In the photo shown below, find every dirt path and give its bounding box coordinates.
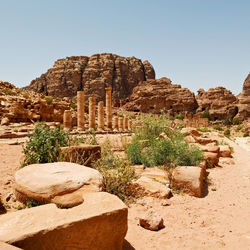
[125,139,250,250]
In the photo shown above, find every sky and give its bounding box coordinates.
[0,0,249,95]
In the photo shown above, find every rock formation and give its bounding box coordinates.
[123,77,198,115]
[238,73,250,120]
[196,87,238,120]
[28,54,155,102]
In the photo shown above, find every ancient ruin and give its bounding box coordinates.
[77,91,85,130]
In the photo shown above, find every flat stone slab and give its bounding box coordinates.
[15,162,103,207]
[0,192,128,250]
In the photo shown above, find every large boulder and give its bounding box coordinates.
[27,54,155,102]
[238,73,250,120]
[171,166,204,197]
[0,192,128,250]
[123,77,198,114]
[14,162,104,207]
[196,87,238,120]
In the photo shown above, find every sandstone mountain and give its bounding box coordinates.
[123,77,198,115]
[28,54,155,103]
[238,73,250,120]
[196,87,238,120]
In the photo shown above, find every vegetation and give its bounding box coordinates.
[235,125,243,132]
[197,127,211,133]
[243,132,249,137]
[175,114,184,120]
[201,111,211,120]
[126,115,203,167]
[70,103,77,109]
[224,129,231,138]
[232,117,241,125]
[94,140,136,201]
[0,88,15,96]
[213,125,223,131]
[22,123,69,167]
[44,96,53,105]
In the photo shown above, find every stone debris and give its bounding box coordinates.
[139,208,164,231]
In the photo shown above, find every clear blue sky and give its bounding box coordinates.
[0,0,249,95]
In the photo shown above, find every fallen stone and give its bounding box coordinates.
[219,145,231,158]
[15,162,104,207]
[139,208,164,231]
[185,135,196,143]
[1,117,10,126]
[134,176,171,199]
[181,127,201,137]
[60,144,101,167]
[0,192,128,250]
[171,166,204,197]
[203,152,219,166]
[219,157,235,166]
[141,167,169,184]
[199,145,220,153]
[0,242,21,250]
[194,136,216,145]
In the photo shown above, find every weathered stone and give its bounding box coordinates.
[63,110,72,130]
[219,157,235,166]
[77,91,85,130]
[105,87,112,130]
[60,144,101,167]
[97,101,104,130]
[181,128,201,137]
[219,145,231,158]
[203,152,219,166]
[238,73,250,120]
[15,162,104,207]
[123,77,198,115]
[1,117,10,126]
[88,97,96,130]
[134,176,171,199]
[199,145,220,153]
[139,208,164,231]
[171,166,204,197]
[0,242,21,249]
[0,192,128,250]
[141,167,169,184]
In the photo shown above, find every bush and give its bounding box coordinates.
[70,103,77,109]
[213,125,223,131]
[243,132,249,137]
[22,124,69,167]
[224,117,232,126]
[175,114,184,120]
[224,129,231,138]
[232,117,241,125]
[94,141,136,201]
[235,125,243,132]
[197,127,211,133]
[201,111,211,120]
[44,96,53,105]
[126,138,142,164]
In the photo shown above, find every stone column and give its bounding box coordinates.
[63,110,72,130]
[118,117,124,132]
[124,117,128,131]
[113,116,119,131]
[98,101,104,131]
[89,97,96,130]
[105,88,112,130]
[128,120,133,131]
[77,91,85,130]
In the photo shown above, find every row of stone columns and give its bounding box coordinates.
[63,88,133,132]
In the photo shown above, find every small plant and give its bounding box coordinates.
[235,125,243,132]
[26,199,41,208]
[70,135,85,145]
[0,88,15,95]
[232,117,241,125]
[86,129,98,145]
[22,123,69,167]
[224,129,231,138]
[243,132,249,137]
[175,114,184,120]
[70,103,77,109]
[197,127,211,133]
[126,138,142,164]
[224,116,232,126]
[213,125,223,131]
[201,111,211,120]
[44,96,53,105]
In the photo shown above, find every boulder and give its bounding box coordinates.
[139,208,164,231]
[15,162,104,207]
[181,128,201,137]
[171,166,204,197]
[141,167,169,184]
[238,73,250,120]
[0,242,21,249]
[199,145,220,153]
[219,145,231,157]
[0,192,128,250]
[60,144,101,167]
[134,176,171,199]
[1,117,9,126]
[203,152,219,166]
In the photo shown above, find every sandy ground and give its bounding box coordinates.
[0,137,250,249]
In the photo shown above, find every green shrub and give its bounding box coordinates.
[70,135,85,146]
[235,125,243,132]
[44,96,53,105]
[70,103,77,109]
[175,114,184,120]
[224,129,231,138]
[201,111,211,120]
[94,141,136,201]
[197,127,211,133]
[232,117,241,125]
[0,88,15,95]
[213,125,223,131]
[22,124,69,167]
[243,132,249,137]
[224,117,232,126]
[126,138,141,164]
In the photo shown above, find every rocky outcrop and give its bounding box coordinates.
[238,73,250,120]
[196,87,238,120]
[123,77,198,114]
[28,54,155,102]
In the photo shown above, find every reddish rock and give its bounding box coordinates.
[123,77,198,114]
[219,145,231,158]
[203,152,219,166]
[238,73,250,120]
[27,54,155,102]
[196,87,238,120]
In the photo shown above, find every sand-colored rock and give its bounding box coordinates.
[219,145,231,158]
[199,145,220,153]
[238,73,250,120]
[171,166,204,197]
[60,144,101,167]
[203,152,219,166]
[139,208,164,231]
[14,162,103,207]
[0,192,128,250]
[181,127,201,137]
[134,176,171,199]
[0,242,21,249]
[123,77,198,114]
[141,167,169,184]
